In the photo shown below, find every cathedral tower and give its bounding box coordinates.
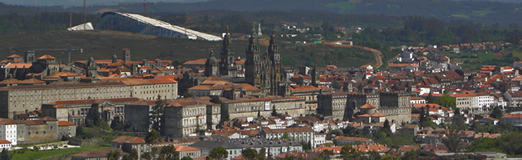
[267,33,283,95]
[245,32,261,86]
[219,27,237,76]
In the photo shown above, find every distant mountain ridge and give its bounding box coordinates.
[0,0,209,7]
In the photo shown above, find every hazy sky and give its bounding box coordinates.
[0,0,208,7]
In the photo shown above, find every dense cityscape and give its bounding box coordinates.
[1,0,522,160]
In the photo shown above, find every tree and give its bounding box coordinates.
[220,103,229,125]
[152,95,165,131]
[442,126,465,153]
[130,149,139,160]
[426,92,435,103]
[242,148,258,160]
[257,148,266,160]
[145,129,161,144]
[87,106,103,127]
[341,145,360,160]
[383,119,391,133]
[33,146,40,152]
[159,145,178,160]
[181,157,193,160]
[1,148,10,160]
[439,93,456,109]
[490,106,503,119]
[122,154,132,160]
[281,133,290,140]
[209,147,228,160]
[272,105,278,116]
[320,149,333,160]
[76,124,83,138]
[107,150,121,160]
[452,108,466,129]
[257,109,261,118]
[141,152,152,160]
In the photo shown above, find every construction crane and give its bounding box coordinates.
[113,0,157,16]
[32,45,83,64]
[39,9,79,28]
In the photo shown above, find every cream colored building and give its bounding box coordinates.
[222,96,306,120]
[0,78,178,118]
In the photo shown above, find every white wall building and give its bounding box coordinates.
[0,119,17,146]
[0,140,11,150]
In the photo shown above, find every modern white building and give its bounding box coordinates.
[0,118,17,146]
[0,140,11,150]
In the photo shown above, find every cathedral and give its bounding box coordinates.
[204,28,287,96]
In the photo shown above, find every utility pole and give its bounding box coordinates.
[84,0,86,30]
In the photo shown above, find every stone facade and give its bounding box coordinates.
[318,92,411,123]
[244,33,286,96]
[317,92,348,120]
[0,78,177,118]
[190,137,303,160]
[162,98,217,138]
[41,98,140,125]
[260,127,315,149]
[223,96,306,120]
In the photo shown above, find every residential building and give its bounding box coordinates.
[190,137,303,160]
[175,145,201,160]
[333,136,373,145]
[260,127,315,148]
[0,118,17,145]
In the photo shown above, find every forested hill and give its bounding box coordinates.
[2,0,522,26]
[93,0,522,26]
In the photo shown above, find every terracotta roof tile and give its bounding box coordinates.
[38,54,56,60]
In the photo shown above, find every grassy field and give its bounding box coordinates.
[0,30,376,68]
[10,145,110,160]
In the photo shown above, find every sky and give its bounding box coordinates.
[0,0,209,7]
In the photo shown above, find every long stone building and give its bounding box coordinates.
[41,98,141,125]
[222,95,306,120]
[318,91,411,123]
[0,77,178,118]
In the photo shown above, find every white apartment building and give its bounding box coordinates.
[477,94,494,109]
[0,118,17,146]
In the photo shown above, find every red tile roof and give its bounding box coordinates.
[175,145,201,152]
[0,140,11,144]
[38,54,56,60]
[111,136,146,144]
[58,121,76,126]
[360,104,376,109]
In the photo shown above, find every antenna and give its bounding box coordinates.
[84,0,86,30]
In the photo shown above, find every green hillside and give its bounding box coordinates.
[0,30,375,68]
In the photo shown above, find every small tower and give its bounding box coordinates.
[122,48,131,62]
[24,51,36,63]
[112,54,118,63]
[205,49,219,76]
[257,23,262,36]
[86,56,97,77]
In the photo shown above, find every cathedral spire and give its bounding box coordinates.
[247,31,258,53]
[268,31,278,53]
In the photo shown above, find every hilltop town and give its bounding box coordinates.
[0,24,520,159]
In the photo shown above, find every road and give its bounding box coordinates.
[322,41,384,68]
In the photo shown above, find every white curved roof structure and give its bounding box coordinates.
[97,12,222,41]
